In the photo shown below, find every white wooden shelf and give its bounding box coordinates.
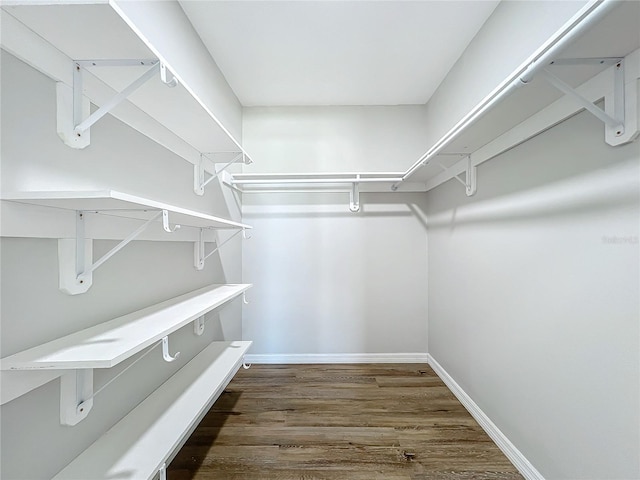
[1,190,251,230]
[1,191,252,295]
[2,4,253,169]
[52,340,252,480]
[0,284,251,371]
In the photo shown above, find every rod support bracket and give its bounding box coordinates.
[162,210,181,233]
[160,63,178,88]
[465,157,477,197]
[161,336,180,362]
[349,177,361,212]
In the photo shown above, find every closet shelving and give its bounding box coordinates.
[0,1,254,181]
[0,4,257,477]
[1,190,252,294]
[0,284,251,371]
[0,284,252,426]
[52,340,252,480]
[0,190,251,230]
[229,0,639,208]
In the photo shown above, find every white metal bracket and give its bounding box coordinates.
[161,336,180,362]
[162,209,181,233]
[464,157,477,196]
[60,369,93,426]
[541,58,626,145]
[57,59,158,149]
[160,63,178,88]
[437,157,476,196]
[194,152,252,196]
[158,463,168,480]
[349,176,361,212]
[58,210,163,295]
[194,316,205,336]
[194,228,244,270]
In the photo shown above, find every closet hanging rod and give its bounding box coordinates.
[231,177,403,185]
[396,0,618,187]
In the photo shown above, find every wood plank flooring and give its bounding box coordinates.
[168,364,524,480]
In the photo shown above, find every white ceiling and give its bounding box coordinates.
[180,0,500,107]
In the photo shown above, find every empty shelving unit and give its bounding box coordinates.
[1,1,638,479]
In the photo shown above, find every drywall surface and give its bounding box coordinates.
[242,194,428,358]
[242,105,428,357]
[0,52,243,479]
[425,110,639,479]
[243,105,430,172]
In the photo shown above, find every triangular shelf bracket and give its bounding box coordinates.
[194,227,245,271]
[540,57,632,146]
[59,210,165,294]
[194,152,252,196]
[437,157,476,196]
[57,59,162,149]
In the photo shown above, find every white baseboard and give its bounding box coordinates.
[244,352,429,364]
[426,354,545,480]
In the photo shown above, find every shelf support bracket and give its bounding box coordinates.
[158,463,168,480]
[194,316,205,336]
[194,228,243,271]
[437,157,476,196]
[57,59,158,149]
[58,210,163,295]
[194,152,252,196]
[349,176,361,213]
[539,59,625,143]
[465,157,477,196]
[60,368,94,426]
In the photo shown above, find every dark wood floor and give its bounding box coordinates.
[168,364,524,480]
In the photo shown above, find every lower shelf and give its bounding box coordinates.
[53,340,252,480]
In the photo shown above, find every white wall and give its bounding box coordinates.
[243,105,430,173]
[242,107,429,358]
[425,110,639,479]
[0,51,243,479]
[242,193,428,357]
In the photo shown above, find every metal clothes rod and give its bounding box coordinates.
[398,0,618,186]
[228,0,616,194]
[240,189,350,194]
[232,177,403,185]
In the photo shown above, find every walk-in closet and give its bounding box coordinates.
[1,1,638,479]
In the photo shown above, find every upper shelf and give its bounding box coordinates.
[1,190,251,230]
[0,2,251,165]
[0,283,252,371]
